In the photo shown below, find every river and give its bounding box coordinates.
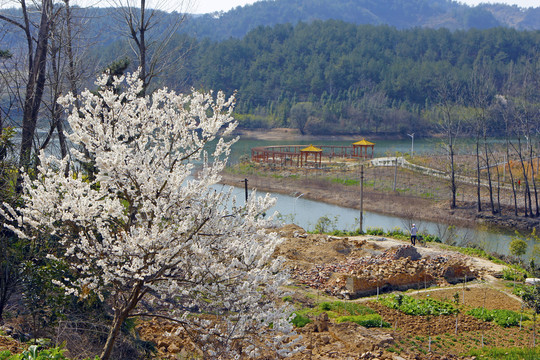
[223,138,535,259]
[221,183,526,258]
[35,132,537,258]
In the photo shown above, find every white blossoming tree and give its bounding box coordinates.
[4,72,297,359]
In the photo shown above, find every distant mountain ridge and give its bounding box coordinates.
[1,0,538,48]
[183,0,540,40]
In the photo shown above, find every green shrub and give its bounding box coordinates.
[313,215,339,234]
[336,314,390,328]
[465,345,540,359]
[330,229,362,236]
[421,234,441,243]
[0,345,98,360]
[467,308,529,327]
[492,309,527,327]
[366,227,384,235]
[330,178,359,186]
[318,301,375,317]
[387,227,405,238]
[467,307,494,322]
[379,294,457,316]
[290,312,311,327]
[502,267,527,281]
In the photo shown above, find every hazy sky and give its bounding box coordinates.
[1,0,538,13]
[157,0,540,14]
[165,0,539,14]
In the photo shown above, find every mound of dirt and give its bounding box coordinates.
[274,224,371,270]
[290,241,478,298]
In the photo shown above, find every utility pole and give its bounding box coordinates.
[359,165,364,234]
[240,178,248,203]
[393,158,398,192]
[408,133,414,158]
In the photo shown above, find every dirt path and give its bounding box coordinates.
[352,235,506,274]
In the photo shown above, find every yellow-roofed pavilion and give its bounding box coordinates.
[300,144,323,168]
[352,139,375,159]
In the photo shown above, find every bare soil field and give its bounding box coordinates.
[135,226,536,359]
[277,227,536,359]
[1,225,534,359]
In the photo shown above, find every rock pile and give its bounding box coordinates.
[291,245,477,298]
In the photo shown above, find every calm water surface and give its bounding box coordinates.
[223,138,532,258]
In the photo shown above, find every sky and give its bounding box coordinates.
[157,0,540,14]
[167,0,538,14]
[1,0,538,13]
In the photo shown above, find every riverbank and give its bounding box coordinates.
[220,171,472,227]
[223,128,540,232]
[219,169,540,233]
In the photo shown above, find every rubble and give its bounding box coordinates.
[291,245,478,298]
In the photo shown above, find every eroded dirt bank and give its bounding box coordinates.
[220,171,540,232]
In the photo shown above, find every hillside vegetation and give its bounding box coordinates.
[87,21,539,136]
[179,22,538,134]
[2,1,538,136]
[184,0,540,40]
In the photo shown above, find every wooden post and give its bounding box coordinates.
[393,158,398,192]
[241,178,248,204]
[359,164,364,234]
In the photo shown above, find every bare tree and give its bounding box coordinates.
[0,49,16,133]
[0,0,55,171]
[434,75,463,209]
[496,72,519,216]
[108,0,192,94]
[469,58,496,214]
[40,0,88,163]
[513,95,537,217]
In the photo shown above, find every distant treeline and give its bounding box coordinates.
[140,21,539,135]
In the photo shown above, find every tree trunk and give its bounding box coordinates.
[100,281,144,360]
[496,160,501,214]
[507,143,518,216]
[475,139,482,212]
[19,0,53,170]
[516,138,531,217]
[100,308,128,360]
[64,0,79,102]
[528,145,539,217]
[139,0,147,94]
[483,135,495,214]
[450,143,456,209]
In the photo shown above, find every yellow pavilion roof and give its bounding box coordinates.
[353,138,375,146]
[300,144,323,152]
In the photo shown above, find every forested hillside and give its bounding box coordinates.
[183,0,540,40]
[2,0,539,47]
[2,1,539,137]
[153,21,539,135]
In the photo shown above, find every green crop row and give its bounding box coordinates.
[290,301,384,328]
[466,308,529,327]
[379,294,458,316]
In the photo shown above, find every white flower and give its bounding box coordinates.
[7,70,299,359]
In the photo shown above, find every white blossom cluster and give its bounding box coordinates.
[5,72,301,358]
